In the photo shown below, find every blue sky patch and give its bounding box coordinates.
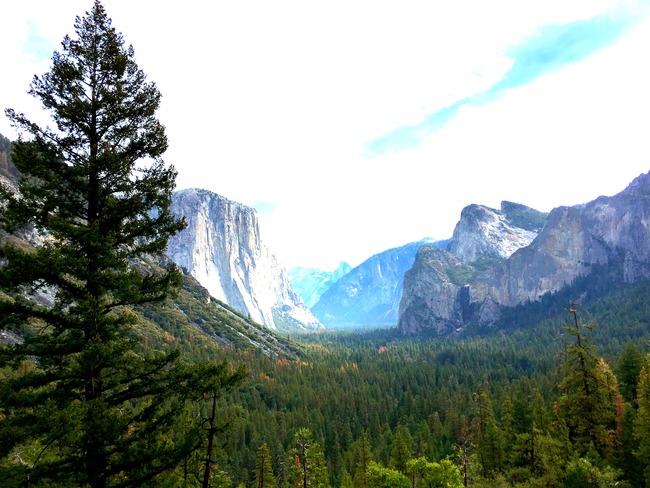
[364,9,641,156]
[23,20,57,63]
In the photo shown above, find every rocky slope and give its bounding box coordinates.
[166,188,322,332]
[311,239,449,329]
[399,173,650,335]
[399,201,548,334]
[448,202,544,262]
[288,262,352,308]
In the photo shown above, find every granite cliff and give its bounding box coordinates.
[399,173,650,335]
[166,188,322,331]
[399,201,548,334]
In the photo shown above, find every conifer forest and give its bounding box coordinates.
[1,2,650,487]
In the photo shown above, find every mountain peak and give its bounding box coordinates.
[448,203,544,263]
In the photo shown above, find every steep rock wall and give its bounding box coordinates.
[167,189,321,331]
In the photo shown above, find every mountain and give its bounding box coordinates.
[288,262,352,308]
[166,188,322,332]
[139,264,302,358]
[448,201,545,262]
[0,139,301,356]
[311,239,449,329]
[398,173,650,335]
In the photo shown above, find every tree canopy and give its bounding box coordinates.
[0,2,243,486]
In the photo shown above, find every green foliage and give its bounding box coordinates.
[366,461,410,488]
[500,201,548,232]
[615,340,644,405]
[445,262,477,286]
[634,355,650,485]
[557,310,618,458]
[390,424,412,474]
[0,2,244,486]
[563,457,626,488]
[407,457,463,488]
[254,443,276,488]
[286,428,330,488]
[351,429,373,488]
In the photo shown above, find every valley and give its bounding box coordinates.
[2,2,650,483]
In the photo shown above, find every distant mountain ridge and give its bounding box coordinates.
[398,172,650,335]
[288,262,352,308]
[311,238,449,329]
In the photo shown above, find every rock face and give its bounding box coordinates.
[475,172,650,310]
[311,239,449,329]
[398,247,469,335]
[288,262,352,308]
[449,202,542,262]
[166,189,322,331]
[399,201,548,335]
[399,173,650,335]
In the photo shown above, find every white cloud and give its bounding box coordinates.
[2,0,649,270]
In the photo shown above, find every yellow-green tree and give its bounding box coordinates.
[287,428,330,488]
[634,354,650,484]
[557,307,618,459]
[254,443,276,488]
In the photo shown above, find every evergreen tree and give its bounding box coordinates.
[340,470,354,488]
[472,390,504,478]
[254,443,276,488]
[531,390,550,434]
[390,425,412,474]
[351,429,373,488]
[287,428,330,488]
[557,306,617,458]
[500,397,516,471]
[0,2,243,486]
[614,404,643,486]
[615,340,644,406]
[634,354,650,485]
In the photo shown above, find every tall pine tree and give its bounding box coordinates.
[287,428,330,488]
[0,2,242,486]
[254,443,276,488]
[557,305,618,459]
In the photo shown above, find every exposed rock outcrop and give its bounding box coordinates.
[399,201,548,334]
[398,172,650,335]
[166,188,322,331]
[449,203,541,262]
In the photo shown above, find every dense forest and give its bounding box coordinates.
[2,2,650,487]
[109,264,650,487]
[4,271,650,486]
[172,280,650,488]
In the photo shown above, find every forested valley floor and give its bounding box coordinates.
[181,278,650,487]
[1,2,649,485]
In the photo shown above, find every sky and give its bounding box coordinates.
[2,1,650,271]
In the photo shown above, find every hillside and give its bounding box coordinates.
[0,133,300,359]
